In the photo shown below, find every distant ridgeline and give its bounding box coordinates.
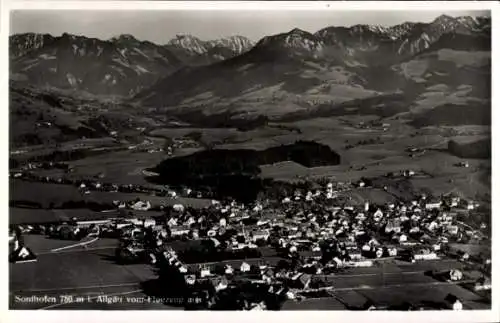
[150,140,340,202]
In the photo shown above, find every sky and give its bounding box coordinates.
[10,10,490,43]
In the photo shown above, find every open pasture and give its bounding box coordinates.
[67,150,167,185]
[10,180,212,209]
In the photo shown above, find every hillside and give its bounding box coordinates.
[9,33,254,96]
[447,138,491,159]
[9,82,153,148]
[135,15,491,125]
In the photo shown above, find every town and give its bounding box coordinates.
[9,161,491,310]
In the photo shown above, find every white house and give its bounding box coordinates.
[467,202,476,210]
[347,260,373,268]
[170,226,190,237]
[474,278,492,291]
[257,219,269,226]
[225,265,234,275]
[388,248,398,257]
[252,230,270,242]
[253,204,263,212]
[373,209,384,219]
[312,244,321,252]
[215,279,228,292]
[200,267,211,278]
[143,218,156,228]
[350,251,363,260]
[173,204,185,212]
[452,300,463,311]
[447,225,459,235]
[414,252,438,260]
[449,270,463,281]
[131,201,151,211]
[356,213,367,221]
[185,275,196,285]
[425,201,442,210]
[427,221,439,232]
[185,217,196,226]
[240,262,251,272]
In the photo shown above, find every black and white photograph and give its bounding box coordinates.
[4,2,497,317]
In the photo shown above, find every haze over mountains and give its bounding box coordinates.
[10,14,491,139]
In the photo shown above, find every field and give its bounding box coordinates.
[10,239,157,310]
[67,150,167,185]
[11,110,490,201]
[10,180,212,210]
[255,117,490,202]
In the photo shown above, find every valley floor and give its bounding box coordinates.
[9,117,491,311]
[9,235,490,310]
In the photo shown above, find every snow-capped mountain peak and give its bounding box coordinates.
[167,34,207,54]
[9,33,56,58]
[255,28,324,55]
[207,35,254,55]
[432,14,454,25]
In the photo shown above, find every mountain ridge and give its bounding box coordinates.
[10,13,491,122]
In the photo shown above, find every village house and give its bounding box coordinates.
[170,225,190,237]
[425,199,442,210]
[251,229,270,243]
[131,200,151,211]
[413,248,438,261]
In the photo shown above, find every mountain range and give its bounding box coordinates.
[10,33,255,96]
[10,14,491,130]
